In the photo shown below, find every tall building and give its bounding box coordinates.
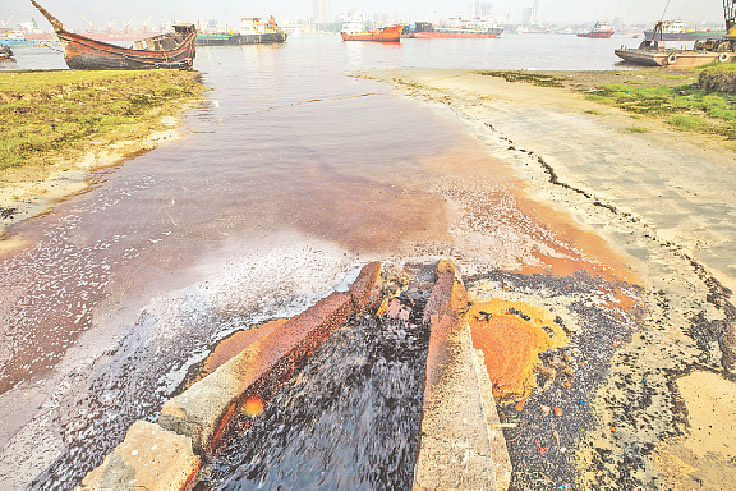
[313,0,331,24]
[471,1,494,18]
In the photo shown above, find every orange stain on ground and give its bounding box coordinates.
[467,299,568,403]
[243,396,265,417]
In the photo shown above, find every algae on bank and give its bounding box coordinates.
[0,69,206,171]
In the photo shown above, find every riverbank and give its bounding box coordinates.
[361,67,736,488]
[0,69,206,248]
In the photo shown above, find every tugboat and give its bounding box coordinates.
[577,22,615,38]
[0,45,14,62]
[341,25,402,42]
[30,0,196,70]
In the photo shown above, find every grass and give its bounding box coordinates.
[625,126,651,134]
[0,70,205,171]
[586,82,736,140]
[478,70,570,88]
[700,63,736,75]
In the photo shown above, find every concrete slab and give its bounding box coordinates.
[414,260,511,490]
[158,291,353,454]
[80,421,200,491]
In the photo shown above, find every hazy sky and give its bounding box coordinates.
[2,0,726,29]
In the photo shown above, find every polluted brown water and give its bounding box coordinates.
[0,37,642,488]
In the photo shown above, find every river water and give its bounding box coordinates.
[0,34,640,487]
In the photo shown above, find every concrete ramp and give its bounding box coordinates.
[414,260,511,490]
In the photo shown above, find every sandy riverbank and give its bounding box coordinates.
[362,68,736,488]
[0,70,206,252]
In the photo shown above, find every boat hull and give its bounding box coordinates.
[413,31,500,39]
[341,26,402,42]
[577,32,614,38]
[644,30,725,41]
[57,29,196,70]
[615,48,736,68]
[195,32,287,46]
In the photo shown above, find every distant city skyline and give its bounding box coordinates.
[1,0,726,30]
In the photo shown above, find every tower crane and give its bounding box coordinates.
[0,12,15,28]
[124,16,134,33]
[78,11,94,32]
[142,13,153,32]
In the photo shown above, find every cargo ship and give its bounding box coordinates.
[196,17,286,46]
[577,22,615,38]
[31,0,196,70]
[644,20,725,41]
[412,22,502,39]
[340,25,402,42]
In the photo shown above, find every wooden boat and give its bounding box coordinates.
[30,0,196,70]
[341,25,402,43]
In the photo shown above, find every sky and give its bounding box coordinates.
[1,0,726,30]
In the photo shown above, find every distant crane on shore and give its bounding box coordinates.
[0,12,15,28]
[78,11,94,33]
[142,13,153,32]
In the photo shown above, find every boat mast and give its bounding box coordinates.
[657,0,671,42]
[29,0,64,32]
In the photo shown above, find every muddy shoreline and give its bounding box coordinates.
[0,70,206,252]
[363,67,736,488]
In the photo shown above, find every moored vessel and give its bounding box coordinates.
[340,25,402,42]
[30,0,196,70]
[577,22,615,38]
[615,3,736,69]
[196,17,287,46]
[412,22,502,39]
[644,20,725,41]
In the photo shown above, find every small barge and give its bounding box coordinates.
[616,3,736,69]
[341,25,402,43]
[196,17,287,46]
[411,22,502,39]
[30,0,196,70]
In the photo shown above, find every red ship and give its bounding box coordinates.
[577,22,615,38]
[31,0,196,70]
[341,25,402,42]
[414,30,501,39]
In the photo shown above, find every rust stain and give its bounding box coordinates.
[467,299,568,403]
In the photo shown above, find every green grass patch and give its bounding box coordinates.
[584,109,601,115]
[701,63,736,75]
[478,70,570,88]
[589,82,736,140]
[625,126,651,134]
[0,70,206,171]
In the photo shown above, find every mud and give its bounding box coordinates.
[365,68,736,488]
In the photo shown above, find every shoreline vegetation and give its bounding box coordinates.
[0,69,206,247]
[362,66,736,488]
[480,64,736,144]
